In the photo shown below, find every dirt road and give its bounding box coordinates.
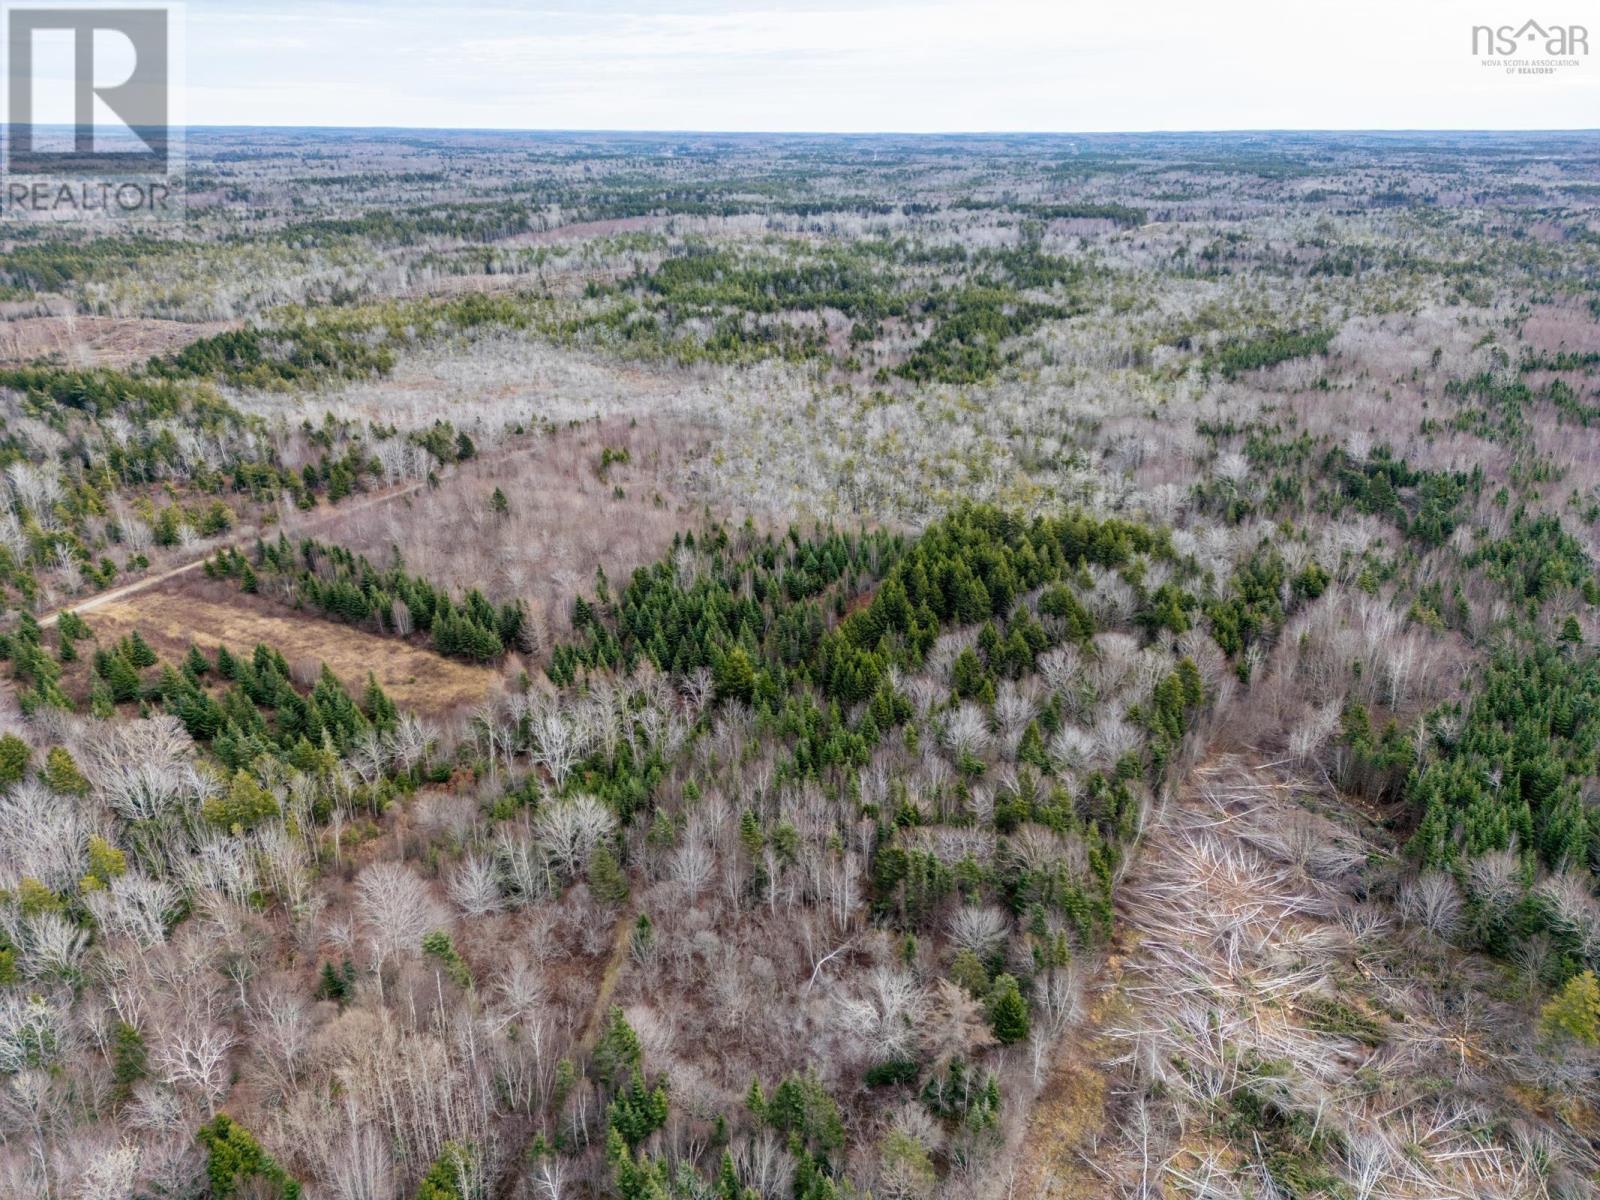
[38,477,425,627]
[35,448,517,629]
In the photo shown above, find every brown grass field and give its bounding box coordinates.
[83,580,500,716]
[0,315,236,368]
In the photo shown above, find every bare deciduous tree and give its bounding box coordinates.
[670,836,715,898]
[525,702,590,791]
[447,853,504,918]
[836,968,926,1060]
[948,906,1010,956]
[155,1020,235,1115]
[355,862,446,971]
[533,795,615,880]
[942,703,992,760]
[1398,872,1462,940]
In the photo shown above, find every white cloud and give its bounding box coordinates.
[182,0,1598,130]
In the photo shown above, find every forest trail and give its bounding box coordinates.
[492,909,635,1200]
[579,910,637,1049]
[1008,763,1188,1200]
[37,556,208,628]
[1008,952,1128,1200]
[36,475,434,628]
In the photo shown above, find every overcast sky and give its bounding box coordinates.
[175,0,1599,131]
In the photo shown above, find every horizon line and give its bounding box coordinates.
[158,123,1600,137]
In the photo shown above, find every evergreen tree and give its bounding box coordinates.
[593,1006,643,1090]
[764,1071,845,1154]
[950,948,990,996]
[44,746,89,795]
[0,733,30,786]
[607,1128,668,1200]
[714,646,757,704]
[415,1143,473,1200]
[196,1114,300,1200]
[422,931,472,989]
[362,673,398,728]
[589,845,631,906]
[102,653,143,703]
[987,973,1030,1044]
[125,630,158,668]
[110,1022,147,1104]
[83,835,127,890]
[607,1074,669,1147]
[203,770,279,832]
[315,961,351,1005]
[744,1077,766,1120]
[1540,971,1600,1045]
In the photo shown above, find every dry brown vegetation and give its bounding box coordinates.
[87,580,497,716]
[1030,754,1600,1199]
[283,411,719,645]
[0,314,237,368]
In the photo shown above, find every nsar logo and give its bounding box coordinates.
[1471,18,1589,75]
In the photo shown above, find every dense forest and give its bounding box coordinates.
[0,129,1597,1200]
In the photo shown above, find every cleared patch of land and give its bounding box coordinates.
[85,582,498,715]
[0,314,236,368]
[289,407,719,643]
[1016,754,1600,1198]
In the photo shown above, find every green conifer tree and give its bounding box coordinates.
[987,973,1031,1044]
[1541,971,1600,1045]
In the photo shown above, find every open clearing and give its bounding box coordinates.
[0,314,236,368]
[85,584,499,716]
[1015,754,1600,1197]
